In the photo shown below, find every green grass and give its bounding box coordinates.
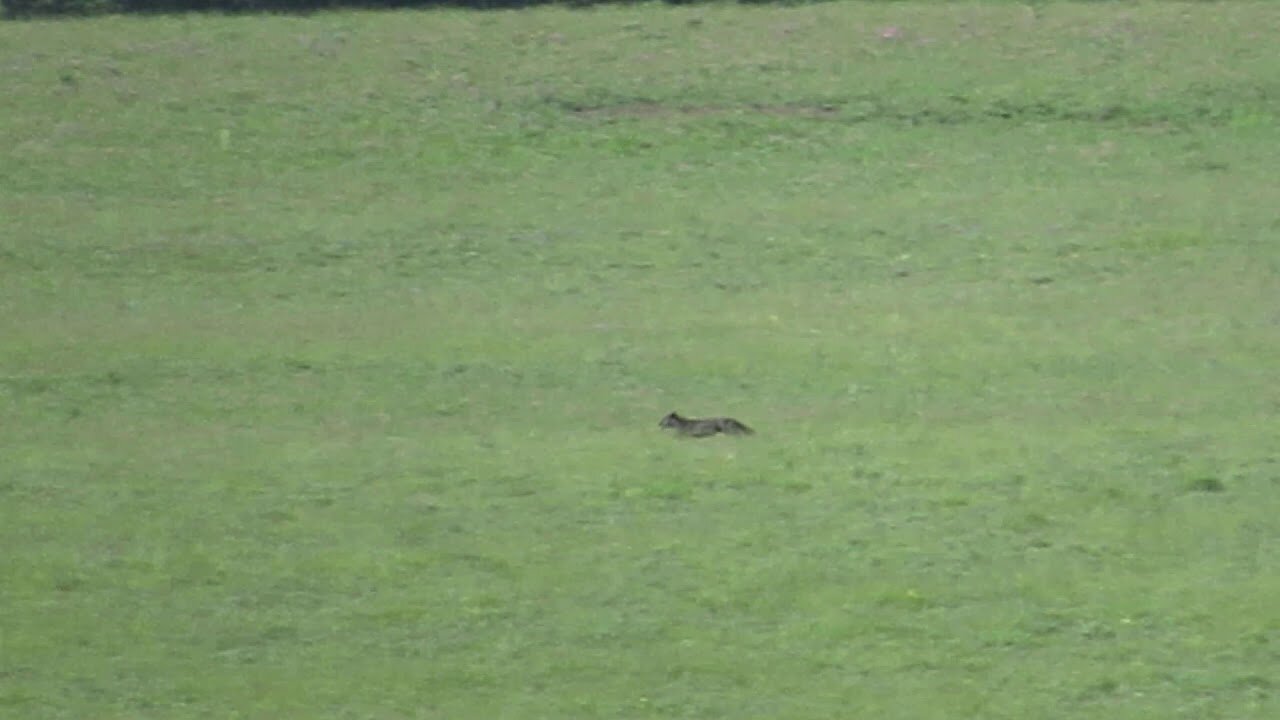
[3,2,1280,718]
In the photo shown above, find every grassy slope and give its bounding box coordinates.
[3,3,1280,718]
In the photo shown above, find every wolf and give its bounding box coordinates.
[659,411,755,438]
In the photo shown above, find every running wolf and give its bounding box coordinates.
[659,411,755,438]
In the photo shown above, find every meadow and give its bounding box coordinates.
[2,2,1280,717]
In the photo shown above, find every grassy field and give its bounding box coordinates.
[3,2,1280,717]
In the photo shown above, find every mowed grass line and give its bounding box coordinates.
[3,3,1280,718]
